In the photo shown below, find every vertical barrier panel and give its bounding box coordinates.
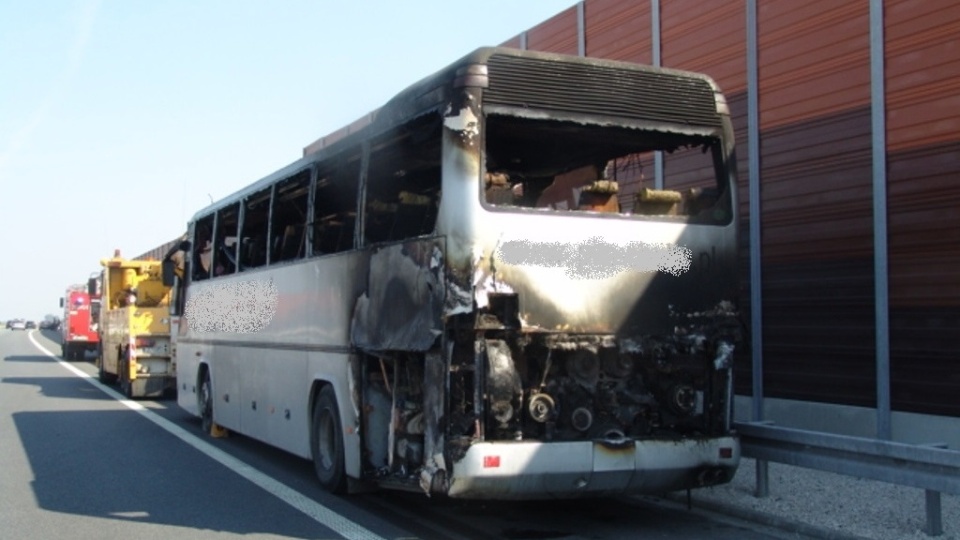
[885,0,960,418]
[582,0,651,63]
[755,0,876,409]
[523,4,579,55]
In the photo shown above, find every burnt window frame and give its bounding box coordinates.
[361,112,443,247]
[478,111,734,227]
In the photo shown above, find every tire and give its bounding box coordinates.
[198,369,213,435]
[119,349,135,398]
[97,345,118,385]
[311,385,347,494]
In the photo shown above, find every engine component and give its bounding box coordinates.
[527,393,555,423]
[601,350,634,378]
[571,407,593,432]
[485,339,522,430]
[566,349,599,389]
[669,384,697,415]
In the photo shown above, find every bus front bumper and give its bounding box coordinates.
[445,436,740,499]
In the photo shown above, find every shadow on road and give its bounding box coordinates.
[12,409,326,538]
[3,355,64,363]
[2,376,112,400]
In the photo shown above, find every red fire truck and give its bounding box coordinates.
[59,282,100,361]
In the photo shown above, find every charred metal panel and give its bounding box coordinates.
[436,87,483,319]
[484,339,523,438]
[471,234,738,336]
[419,349,447,493]
[350,238,445,351]
[484,52,723,131]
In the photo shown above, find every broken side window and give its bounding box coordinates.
[270,170,310,263]
[239,187,271,270]
[212,203,239,277]
[192,214,214,282]
[311,155,360,255]
[482,114,731,225]
[363,113,442,245]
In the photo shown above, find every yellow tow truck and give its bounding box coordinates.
[93,250,176,398]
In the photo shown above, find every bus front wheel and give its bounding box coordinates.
[311,385,346,494]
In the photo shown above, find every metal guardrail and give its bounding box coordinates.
[734,421,960,536]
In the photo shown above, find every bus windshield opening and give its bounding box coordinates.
[483,114,732,225]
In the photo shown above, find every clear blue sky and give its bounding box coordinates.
[0,0,576,322]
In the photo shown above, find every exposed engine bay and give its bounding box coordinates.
[359,297,739,488]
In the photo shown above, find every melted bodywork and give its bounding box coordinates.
[351,239,445,352]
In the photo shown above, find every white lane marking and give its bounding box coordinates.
[28,332,387,540]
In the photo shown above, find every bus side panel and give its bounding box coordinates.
[176,341,201,416]
[176,251,369,460]
[238,345,269,439]
[264,348,309,454]
[213,355,242,432]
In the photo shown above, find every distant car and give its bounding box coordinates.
[10,320,26,331]
[25,321,37,329]
[4,320,11,329]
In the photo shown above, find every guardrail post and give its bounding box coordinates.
[749,421,773,498]
[921,443,947,537]
[755,460,769,498]
[925,489,942,537]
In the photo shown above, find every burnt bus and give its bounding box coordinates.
[174,47,741,499]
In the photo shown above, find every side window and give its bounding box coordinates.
[239,187,271,270]
[212,203,239,277]
[364,113,441,245]
[311,156,360,255]
[192,215,214,282]
[271,170,310,263]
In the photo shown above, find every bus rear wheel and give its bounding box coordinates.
[199,370,213,435]
[311,385,346,494]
